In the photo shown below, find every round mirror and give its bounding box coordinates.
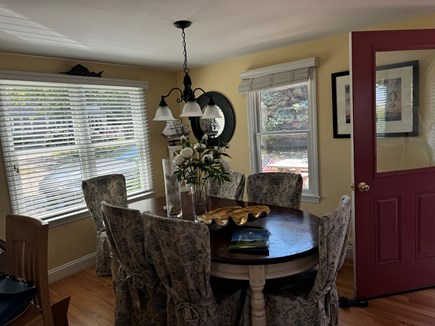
[190,92,235,146]
[200,107,225,137]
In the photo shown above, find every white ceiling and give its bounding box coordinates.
[0,0,434,70]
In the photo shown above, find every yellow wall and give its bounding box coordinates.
[0,12,435,270]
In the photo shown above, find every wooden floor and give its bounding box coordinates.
[50,259,435,325]
[50,267,114,325]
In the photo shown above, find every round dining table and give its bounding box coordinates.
[130,193,320,326]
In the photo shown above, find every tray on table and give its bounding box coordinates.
[197,205,270,226]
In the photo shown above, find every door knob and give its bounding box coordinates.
[357,182,370,192]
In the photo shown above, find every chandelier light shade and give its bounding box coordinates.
[153,20,219,121]
[201,97,222,119]
[153,101,176,121]
[179,100,202,117]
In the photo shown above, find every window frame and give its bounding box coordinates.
[0,70,154,224]
[243,58,320,203]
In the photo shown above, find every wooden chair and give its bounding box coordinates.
[207,171,246,201]
[6,214,54,326]
[247,172,303,209]
[261,195,352,325]
[101,202,167,325]
[82,174,127,277]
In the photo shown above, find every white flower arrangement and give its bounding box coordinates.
[173,135,231,187]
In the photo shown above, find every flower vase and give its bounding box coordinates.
[190,183,208,221]
[162,159,182,218]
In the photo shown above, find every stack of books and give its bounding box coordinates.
[228,228,270,255]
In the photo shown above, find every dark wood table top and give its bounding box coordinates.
[132,193,319,266]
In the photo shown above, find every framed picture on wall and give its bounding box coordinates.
[331,60,419,139]
[331,71,351,138]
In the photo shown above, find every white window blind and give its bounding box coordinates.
[0,71,153,221]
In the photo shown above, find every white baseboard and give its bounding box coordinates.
[48,252,96,284]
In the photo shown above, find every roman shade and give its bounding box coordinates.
[238,57,319,94]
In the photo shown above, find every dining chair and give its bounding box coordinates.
[143,212,249,326]
[5,214,55,326]
[82,174,127,277]
[101,202,167,325]
[259,195,352,326]
[246,172,303,209]
[208,171,246,201]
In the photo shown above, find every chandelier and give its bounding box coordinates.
[153,20,221,121]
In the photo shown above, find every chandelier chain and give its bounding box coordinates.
[181,28,189,74]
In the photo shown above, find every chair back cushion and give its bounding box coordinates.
[208,171,245,201]
[143,213,223,324]
[82,174,127,233]
[101,203,166,324]
[262,196,351,326]
[308,195,352,322]
[247,172,303,209]
[82,174,127,276]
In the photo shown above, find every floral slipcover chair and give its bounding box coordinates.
[82,174,127,276]
[257,195,352,326]
[143,212,248,326]
[101,202,167,325]
[207,171,246,201]
[246,172,303,209]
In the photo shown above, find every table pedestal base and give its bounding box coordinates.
[211,253,319,326]
[249,265,266,326]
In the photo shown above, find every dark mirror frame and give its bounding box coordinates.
[189,91,236,146]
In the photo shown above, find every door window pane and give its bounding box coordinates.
[376,50,435,173]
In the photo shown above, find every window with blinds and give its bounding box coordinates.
[0,71,153,221]
[240,58,320,203]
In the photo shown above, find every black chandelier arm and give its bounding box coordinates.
[192,87,206,96]
[160,87,184,106]
[192,88,215,105]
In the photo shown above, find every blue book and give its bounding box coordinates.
[229,228,270,254]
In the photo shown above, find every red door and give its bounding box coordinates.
[352,29,435,299]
